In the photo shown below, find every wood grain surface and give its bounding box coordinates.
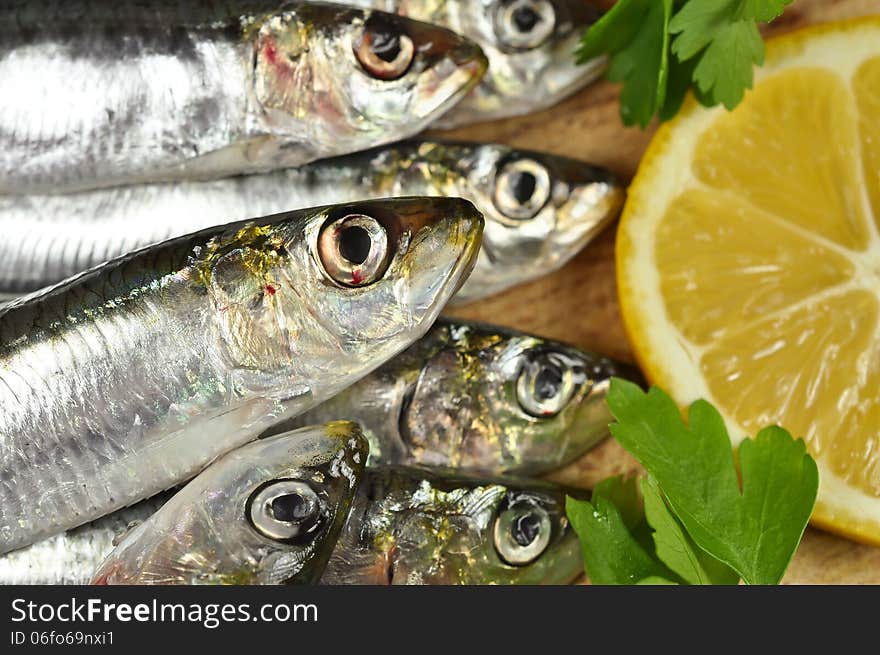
[438,0,880,584]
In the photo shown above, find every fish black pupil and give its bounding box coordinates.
[511,171,537,205]
[370,26,402,62]
[535,365,562,400]
[512,513,541,546]
[339,226,372,265]
[271,493,309,522]
[513,6,540,33]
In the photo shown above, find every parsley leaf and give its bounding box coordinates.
[637,576,678,584]
[669,1,768,109]
[659,53,697,120]
[668,0,739,61]
[577,0,795,124]
[607,379,818,585]
[576,0,673,128]
[566,477,676,585]
[593,474,642,530]
[693,20,763,108]
[641,475,739,585]
[741,0,792,22]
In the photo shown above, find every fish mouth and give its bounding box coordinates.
[325,428,370,504]
[550,177,625,259]
[387,196,483,319]
[402,13,488,76]
[451,43,489,92]
[322,421,371,467]
[440,203,484,300]
[409,38,488,121]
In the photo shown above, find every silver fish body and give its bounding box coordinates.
[322,466,583,585]
[91,423,367,585]
[342,0,606,127]
[0,197,482,554]
[0,140,622,300]
[1,451,577,586]
[0,493,170,585]
[0,1,485,194]
[283,319,641,475]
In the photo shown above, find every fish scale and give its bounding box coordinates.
[0,140,622,299]
[1,275,214,533]
[0,1,486,194]
[91,426,369,585]
[0,492,171,585]
[0,197,482,553]
[321,467,584,585]
[0,7,250,192]
[0,464,579,585]
[1,423,369,585]
[284,319,642,475]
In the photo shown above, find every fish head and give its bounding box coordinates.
[201,197,482,403]
[279,197,482,385]
[252,4,487,156]
[441,142,624,302]
[482,335,638,474]
[431,0,606,126]
[385,470,582,585]
[398,322,631,475]
[91,423,368,585]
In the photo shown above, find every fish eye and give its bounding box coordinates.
[355,14,415,80]
[318,213,390,287]
[495,0,556,50]
[493,157,551,220]
[516,351,576,417]
[247,480,324,543]
[494,501,552,566]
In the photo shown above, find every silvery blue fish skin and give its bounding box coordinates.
[0,1,486,194]
[91,423,367,585]
[0,493,172,585]
[0,197,482,554]
[285,319,641,475]
[321,467,583,585]
[0,140,622,301]
[343,0,605,127]
[0,448,577,586]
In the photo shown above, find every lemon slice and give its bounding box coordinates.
[618,17,880,544]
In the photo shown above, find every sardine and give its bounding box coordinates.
[281,319,640,475]
[321,466,583,585]
[91,423,367,584]
[343,0,605,127]
[0,197,482,554]
[0,1,486,194]
[0,447,578,585]
[0,140,622,300]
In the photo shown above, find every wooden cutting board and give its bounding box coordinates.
[439,0,880,584]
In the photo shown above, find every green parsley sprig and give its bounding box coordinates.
[566,379,819,585]
[578,0,795,127]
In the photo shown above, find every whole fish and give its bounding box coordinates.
[284,319,640,475]
[343,0,606,127]
[0,197,482,554]
[322,466,583,585]
[0,140,622,299]
[0,1,486,194]
[91,423,367,585]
